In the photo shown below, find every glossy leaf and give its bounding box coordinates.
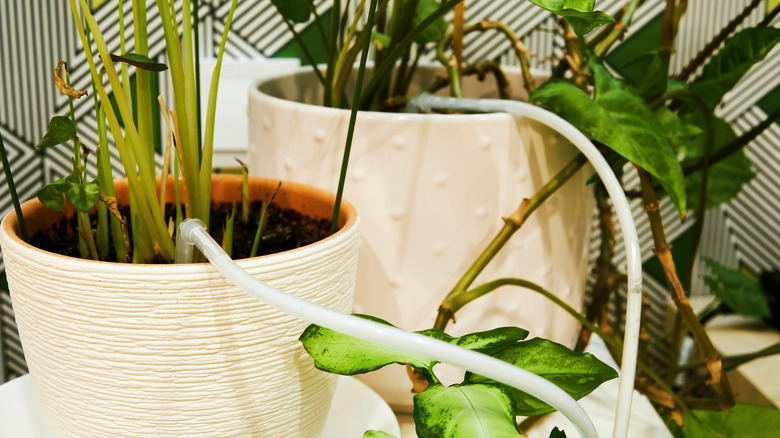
[36,174,100,213]
[37,116,76,148]
[362,431,398,438]
[702,258,770,318]
[36,183,65,211]
[64,178,101,213]
[655,107,702,152]
[530,61,687,217]
[619,50,671,99]
[110,53,168,72]
[680,113,755,211]
[413,384,526,438]
[465,338,618,416]
[549,427,567,438]
[527,0,615,36]
[270,0,313,23]
[672,403,780,438]
[691,27,780,110]
[299,315,435,375]
[410,0,449,45]
[416,326,529,356]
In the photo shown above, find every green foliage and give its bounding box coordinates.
[670,403,780,438]
[530,57,687,217]
[362,431,398,438]
[465,338,618,416]
[679,112,755,211]
[549,427,567,438]
[409,0,449,44]
[299,315,437,376]
[413,384,526,438]
[109,53,168,72]
[36,174,100,214]
[416,326,530,355]
[690,27,780,111]
[702,258,771,318]
[270,0,314,23]
[37,116,76,148]
[527,0,615,36]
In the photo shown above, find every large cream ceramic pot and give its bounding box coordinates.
[0,174,360,437]
[248,67,592,410]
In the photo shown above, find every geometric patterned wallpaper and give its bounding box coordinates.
[1,0,778,381]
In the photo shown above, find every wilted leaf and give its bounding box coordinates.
[100,195,126,225]
[270,0,314,23]
[527,0,615,36]
[299,315,436,376]
[53,61,87,99]
[530,58,687,217]
[702,258,770,318]
[691,27,780,110]
[465,338,618,416]
[413,384,526,438]
[110,53,168,72]
[37,116,76,148]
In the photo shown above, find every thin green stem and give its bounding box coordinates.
[283,17,326,85]
[0,130,29,242]
[324,0,341,106]
[197,0,239,230]
[434,153,588,330]
[329,0,379,234]
[360,0,462,110]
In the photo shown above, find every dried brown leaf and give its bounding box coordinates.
[54,61,87,99]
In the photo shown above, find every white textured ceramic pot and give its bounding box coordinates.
[248,67,593,409]
[0,174,360,437]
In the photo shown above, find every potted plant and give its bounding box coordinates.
[0,1,361,436]
[251,2,597,409]
[254,0,780,437]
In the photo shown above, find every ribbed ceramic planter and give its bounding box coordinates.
[248,67,593,409]
[0,174,360,437]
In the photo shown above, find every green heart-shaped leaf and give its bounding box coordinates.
[527,0,615,36]
[413,384,526,438]
[271,0,314,23]
[37,116,76,148]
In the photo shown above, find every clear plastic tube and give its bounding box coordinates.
[179,93,642,438]
[178,218,599,438]
[408,93,643,438]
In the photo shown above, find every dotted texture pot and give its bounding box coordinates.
[249,67,593,410]
[0,174,360,437]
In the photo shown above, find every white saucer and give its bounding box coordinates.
[0,374,400,437]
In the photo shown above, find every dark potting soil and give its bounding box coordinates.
[29,201,332,262]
